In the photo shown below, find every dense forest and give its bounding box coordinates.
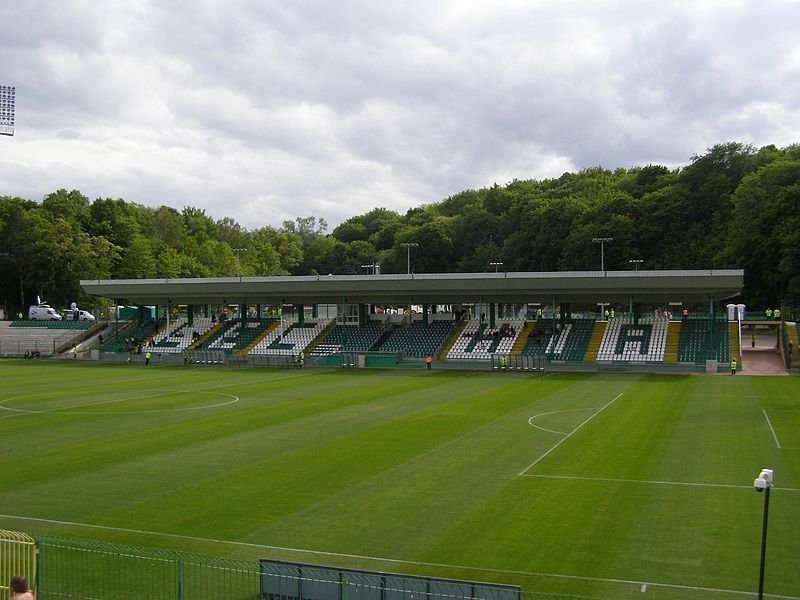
[1,142,799,314]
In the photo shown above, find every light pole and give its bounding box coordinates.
[232,248,247,281]
[592,237,613,271]
[489,261,503,273]
[399,243,419,275]
[629,259,643,271]
[753,468,774,600]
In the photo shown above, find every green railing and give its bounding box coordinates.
[34,534,261,599]
[10,533,595,600]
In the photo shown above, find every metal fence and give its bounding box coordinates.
[1,532,594,600]
[0,530,36,597]
[33,534,261,599]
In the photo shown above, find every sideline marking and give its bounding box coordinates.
[0,390,239,416]
[763,409,781,449]
[527,408,597,436]
[1,513,798,600]
[520,473,800,492]
[519,392,623,476]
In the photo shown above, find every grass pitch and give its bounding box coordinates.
[0,360,798,599]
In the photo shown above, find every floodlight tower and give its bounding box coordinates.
[592,237,613,271]
[399,243,419,275]
[0,85,15,136]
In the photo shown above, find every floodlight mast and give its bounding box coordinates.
[0,85,15,137]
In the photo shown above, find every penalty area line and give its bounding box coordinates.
[519,474,800,492]
[763,409,781,449]
[518,392,623,476]
[1,514,798,600]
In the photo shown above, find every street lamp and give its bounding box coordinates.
[399,243,419,275]
[629,259,643,271]
[489,261,504,273]
[753,468,774,600]
[232,248,247,281]
[592,237,613,271]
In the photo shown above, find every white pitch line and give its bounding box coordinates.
[763,409,782,449]
[520,473,800,492]
[0,389,239,416]
[518,392,623,476]
[2,513,799,600]
[527,408,596,436]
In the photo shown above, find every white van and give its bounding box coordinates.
[29,304,63,321]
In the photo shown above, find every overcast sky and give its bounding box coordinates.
[1,0,798,230]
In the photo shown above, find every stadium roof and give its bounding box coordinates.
[81,269,744,306]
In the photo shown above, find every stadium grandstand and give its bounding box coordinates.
[8,268,794,373]
[57,269,791,373]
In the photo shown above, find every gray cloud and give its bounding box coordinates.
[1,0,798,230]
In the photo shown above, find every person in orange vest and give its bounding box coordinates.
[426,355,432,370]
[682,308,689,320]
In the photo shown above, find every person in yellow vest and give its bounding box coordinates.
[145,351,151,366]
[730,357,737,375]
[604,309,609,320]
[610,308,615,320]
[765,308,772,319]
[774,308,780,320]
[536,307,542,320]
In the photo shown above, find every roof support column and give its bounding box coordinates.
[489,303,496,329]
[358,303,366,327]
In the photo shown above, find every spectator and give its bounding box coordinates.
[9,575,35,599]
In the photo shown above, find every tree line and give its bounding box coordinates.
[1,142,798,314]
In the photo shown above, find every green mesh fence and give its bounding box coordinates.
[27,534,594,600]
[34,534,261,599]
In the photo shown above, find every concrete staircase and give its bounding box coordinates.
[664,321,681,364]
[583,321,606,363]
[510,321,533,354]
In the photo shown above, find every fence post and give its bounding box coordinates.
[34,543,40,595]
[176,559,183,600]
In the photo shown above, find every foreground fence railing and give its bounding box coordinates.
[0,532,595,600]
[0,530,36,597]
